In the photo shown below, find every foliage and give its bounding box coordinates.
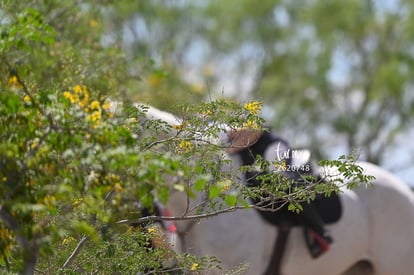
[0,1,207,273]
[0,1,375,274]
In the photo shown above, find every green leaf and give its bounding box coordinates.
[194,176,209,191]
[209,185,222,200]
[224,194,237,206]
[72,221,98,241]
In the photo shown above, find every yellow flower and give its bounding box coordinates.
[67,85,88,106]
[244,101,263,115]
[73,85,82,94]
[61,236,76,246]
[8,75,23,89]
[102,101,111,110]
[2,177,7,182]
[31,139,38,150]
[88,111,101,122]
[63,91,71,99]
[43,195,56,209]
[8,75,18,85]
[202,109,213,116]
[111,174,120,181]
[173,121,188,130]
[72,198,83,208]
[126,227,132,235]
[178,140,193,153]
[23,95,31,103]
[147,227,155,234]
[275,161,287,171]
[242,119,260,129]
[190,263,199,271]
[64,91,76,104]
[114,182,123,192]
[89,19,99,28]
[78,93,89,108]
[221,182,232,193]
[90,100,100,110]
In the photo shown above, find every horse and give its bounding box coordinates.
[135,103,414,274]
[165,140,414,274]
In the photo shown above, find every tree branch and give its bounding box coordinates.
[62,236,89,269]
[0,205,38,275]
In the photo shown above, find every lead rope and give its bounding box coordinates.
[263,222,292,275]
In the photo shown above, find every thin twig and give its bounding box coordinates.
[116,205,245,225]
[62,236,89,269]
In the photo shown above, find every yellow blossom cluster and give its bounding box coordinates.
[42,195,56,210]
[63,85,113,128]
[30,138,39,150]
[89,19,99,28]
[64,85,89,108]
[61,236,76,246]
[191,263,199,271]
[105,173,120,183]
[243,100,263,115]
[7,75,23,89]
[87,108,102,128]
[219,179,232,193]
[173,120,188,131]
[72,198,83,208]
[8,75,18,85]
[178,140,193,154]
[274,160,288,172]
[104,173,123,192]
[201,108,213,117]
[242,118,260,130]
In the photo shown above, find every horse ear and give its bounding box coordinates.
[226,129,263,154]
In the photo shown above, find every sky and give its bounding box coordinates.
[123,0,414,187]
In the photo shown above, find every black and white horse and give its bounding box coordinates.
[139,103,414,274]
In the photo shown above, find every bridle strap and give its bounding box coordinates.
[263,222,292,275]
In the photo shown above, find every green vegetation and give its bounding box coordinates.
[0,1,400,273]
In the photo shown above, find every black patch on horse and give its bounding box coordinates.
[313,193,342,224]
[236,131,342,227]
[250,193,342,227]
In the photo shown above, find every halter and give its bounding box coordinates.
[161,208,178,247]
[165,187,210,252]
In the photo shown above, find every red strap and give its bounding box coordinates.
[163,209,177,233]
[308,229,330,252]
